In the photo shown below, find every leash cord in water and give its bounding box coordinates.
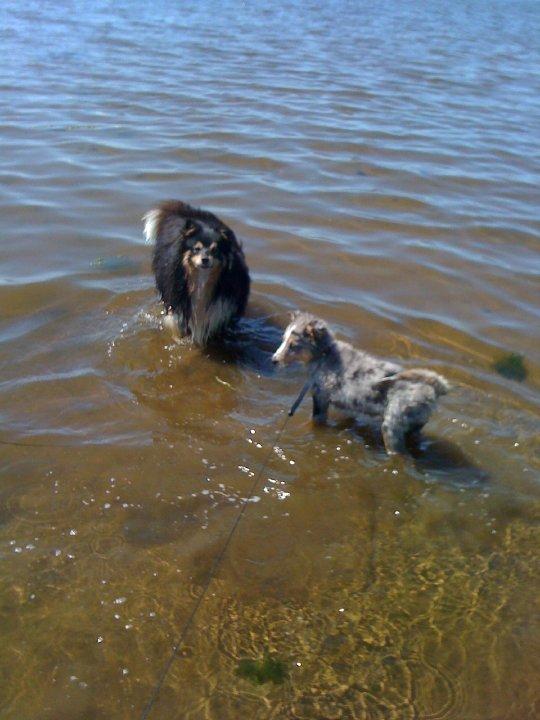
[288,377,313,417]
[140,379,309,720]
[0,373,314,451]
[0,438,77,449]
[0,378,312,719]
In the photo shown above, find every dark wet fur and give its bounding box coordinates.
[144,200,250,345]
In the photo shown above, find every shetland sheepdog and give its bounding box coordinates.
[144,201,250,345]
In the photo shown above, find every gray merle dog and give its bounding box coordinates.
[272,312,449,455]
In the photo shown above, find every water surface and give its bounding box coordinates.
[1,1,539,718]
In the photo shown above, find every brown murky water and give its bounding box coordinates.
[1,1,539,718]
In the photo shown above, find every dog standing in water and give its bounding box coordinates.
[272,313,449,455]
[144,201,250,345]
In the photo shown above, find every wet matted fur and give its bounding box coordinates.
[144,200,250,345]
[272,312,450,455]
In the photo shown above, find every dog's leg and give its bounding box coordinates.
[381,422,405,455]
[163,310,185,344]
[312,391,329,424]
[382,393,432,455]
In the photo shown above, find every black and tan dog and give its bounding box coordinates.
[144,201,250,345]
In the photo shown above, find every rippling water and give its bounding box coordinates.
[1,1,539,718]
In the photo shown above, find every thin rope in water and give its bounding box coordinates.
[140,381,310,720]
[0,438,77,449]
[0,376,313,718]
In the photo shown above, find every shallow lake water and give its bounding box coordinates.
[0,1,539,718]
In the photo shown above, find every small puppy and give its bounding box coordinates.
[272,313,450,455]
[144,200,250,345]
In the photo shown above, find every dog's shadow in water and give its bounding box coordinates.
[205,309,285,376]
[406,434,489,486]
[341,422,489,487]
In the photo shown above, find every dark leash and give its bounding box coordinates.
[0,375,314,719]
[287,356,326,416]
[140,375,312,720]
[288,376,313,417]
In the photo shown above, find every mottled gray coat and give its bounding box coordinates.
[273,313,449,454]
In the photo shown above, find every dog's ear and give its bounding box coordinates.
[183,219,197,238]
[289,310,301,321]
[306,320,328,343]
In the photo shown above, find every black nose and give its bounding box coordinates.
[201,257,210,267]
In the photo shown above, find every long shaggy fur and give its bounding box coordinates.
[144,200,250,345]
[273,313,450,455]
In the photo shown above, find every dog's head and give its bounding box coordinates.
[272,312,333,367]
[144,200,242,274]
[181,217,238,273]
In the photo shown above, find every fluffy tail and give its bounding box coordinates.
[143,200,198,245]
[142,208,162,244]
[397,369,450,396]
[377,368,450,396]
